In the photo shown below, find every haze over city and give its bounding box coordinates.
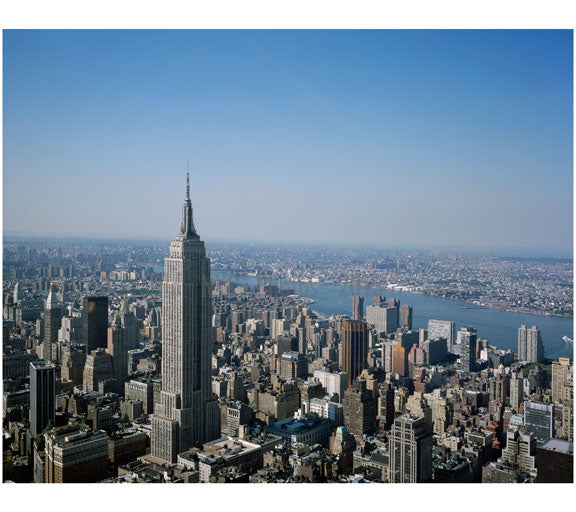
[3,29,573,254]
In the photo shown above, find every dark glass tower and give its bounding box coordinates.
[81,296,109,352]
[30,361,56,438]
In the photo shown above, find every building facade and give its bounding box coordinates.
[151,173,220,463]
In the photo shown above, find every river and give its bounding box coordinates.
[212,271,574,360]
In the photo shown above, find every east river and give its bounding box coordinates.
[212,271,574,360]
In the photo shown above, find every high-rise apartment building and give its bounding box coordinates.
[81,296,109,352]
[42,283,63,362]
[151,173,220,463]
[390,414,433,483]
[341,319,368,387]
[518,325,544,363]
[459,326,477,373]
[352,295,364,321]
[552,357,573,404]
[509,375,524,412]
[30,361,56,438]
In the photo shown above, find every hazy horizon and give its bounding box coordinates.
[3,231,573,258]
[3,30,573,254]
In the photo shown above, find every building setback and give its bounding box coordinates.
[390,414,433,483]
[151,173,220,463]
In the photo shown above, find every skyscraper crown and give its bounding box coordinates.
[179,170,199,240]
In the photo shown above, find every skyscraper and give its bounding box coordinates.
[518,325,544,363]
[151,173,220,463]
[428,319,456,353]
[342,379,378,439]
[400,305,413,330]
[341,319,368,387]
[352,295,364,321]
[108,314,129,385]
[30,361,56,438]
[42,283,63,362]
[81,296,109,352]
[524,400,554,445]
[13,281,20,305]
[390,414,433,483]
[365,304,398,334]
[119,295,139,350]
[459,326,477,373]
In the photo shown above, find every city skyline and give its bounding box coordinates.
[3,29,573,254]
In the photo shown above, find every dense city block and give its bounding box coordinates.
[2,183,573,484]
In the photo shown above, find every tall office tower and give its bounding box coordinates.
[379,382,395,431]
[427,319,456,353]
[58,314,82,343]
[524,401,554,445]
[151,173,220,463]
[83,349,114,392]
[13,281,20,304]
[30,361,56,438]
[341,319,368,387]
[119,295,139,350]
[60,345,86,386]
[342,379,378,439]
[44,424,108,483]
[81,296,109,352]
[42,283,64,362]
[400,305,413,330]
[390,414,433,483]
[352,295,364,321]
[509,375,524,412]
[365,304,398,334]
[387,298,400,326]
[518,325,544,363]
[552,357,573,403]
[459,326,477,373]
[108,314,129,385]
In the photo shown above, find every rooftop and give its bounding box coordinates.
[539,438,573,455]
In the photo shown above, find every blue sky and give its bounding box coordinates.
[3,30,573,253]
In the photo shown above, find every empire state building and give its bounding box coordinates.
[151,173,220,462]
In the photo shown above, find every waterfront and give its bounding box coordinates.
[213,271,574,360]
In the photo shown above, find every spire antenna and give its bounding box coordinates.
[186,165,190,200]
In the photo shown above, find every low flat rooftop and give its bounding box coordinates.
[539,438,573,455]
